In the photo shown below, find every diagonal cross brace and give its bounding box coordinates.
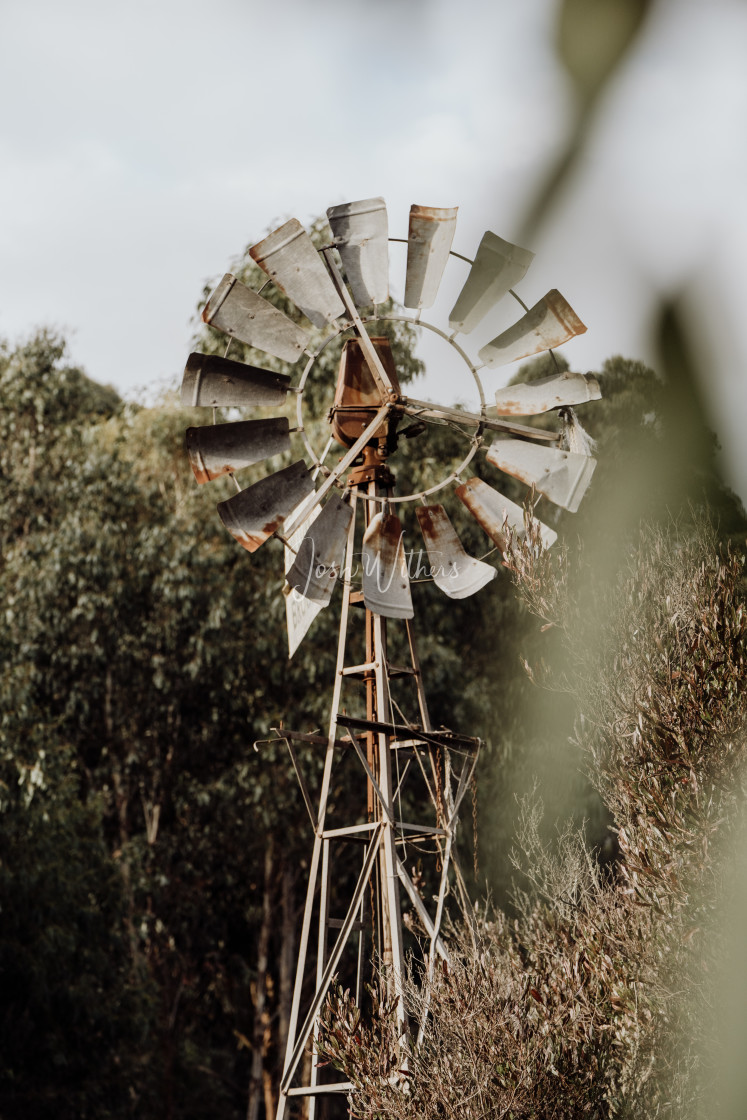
[280,824,384,1095]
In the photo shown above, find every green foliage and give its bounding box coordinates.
[0,331,339,1114]
[0,741,155,1119]
[0,330,120,546]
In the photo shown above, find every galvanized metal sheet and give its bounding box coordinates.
[202,274,309,364]
[249,218,345,328]
[181,352,291,408]
[284,491,325,658]
[415,505,496,600]
[456,477,557,550]
[286,494,353,603]
[217,460,314,553]
[486,438,596,513]
[186,417,290,484]
[449,231,534,334]
[493,370,601,415]
[361,512,413,619]
[479,290,587,368]
[327,197,389,307]
[404,205,458,310]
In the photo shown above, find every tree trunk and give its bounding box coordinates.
[247,838,274,1120]
[110,758,139,966]
[278,859,295,1073]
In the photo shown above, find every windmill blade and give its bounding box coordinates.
[286,494,353,603]
[449,231,534,334]
[415,505,496,600]
[456,477,557,550]
[185,417,290,484]
[327,197,389,307]
[284,491,325,659]
[249,219,345,328]
[217,460,314,553]
[478,290,587,368]
[404,205,458,310]
[202,274,309,364]
[493,370,601,415]
[486,438,596,513]
[361,512,413,619]
[182,352,291,408]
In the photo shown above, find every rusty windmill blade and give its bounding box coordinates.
[286,494,353,604]
[493,370,601,415]
[249,218,345,328]
[478,290,587,368]
[486,438,596,513]
[404,205,458,310]
[217,460,314,553]
[361,511,413,619]
[202,274,309,364]
[415,505,496,599]
[182,353,291,408]
[456,477,557,550]
[449,231,534,334]
[327,197,389,307]
[185,417,291,484]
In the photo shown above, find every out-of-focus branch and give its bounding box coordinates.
[519,0,655,244]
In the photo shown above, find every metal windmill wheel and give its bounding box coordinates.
[182,199,600,1117]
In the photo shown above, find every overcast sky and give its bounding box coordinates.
[2,0,747,495]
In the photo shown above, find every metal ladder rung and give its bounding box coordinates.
[327,917,364,931]
[387,664,417,679]
[341,661,376,678]
[396,821,449,836]
[321,822,378,839]
[286,1082,353,1097]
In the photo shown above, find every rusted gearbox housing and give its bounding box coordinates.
[330,337,402,486]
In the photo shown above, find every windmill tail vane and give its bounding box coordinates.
[182,197,600,1116]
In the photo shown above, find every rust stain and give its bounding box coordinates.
[230,522,281,554]
[381,513,403,545]
[456,480,508,550]
[376,513,403,569]
[211,463,236,480]
[546,290,587,336]
[410,205,457,223]
[235,531,266,554]
[493,397,527,416]
[188,456,236,486]
[416,507,436,541]
[191,464,211,485]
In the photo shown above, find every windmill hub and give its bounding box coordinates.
[331,336,408,487]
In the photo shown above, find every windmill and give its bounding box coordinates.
[182,200,600,1118]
